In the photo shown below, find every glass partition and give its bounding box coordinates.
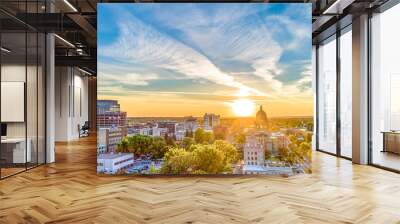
[1,30,28,177]
[317,35,337,154]
[27,30,38,169]
[0,1,46,179]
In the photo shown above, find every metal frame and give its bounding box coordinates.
[315,0,400,171]
[367,0,400,172]
[336,22,341,157]
[0,0,47,180]
[315,22,353,162]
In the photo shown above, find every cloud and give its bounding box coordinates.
[98,4,312,100]
[147,5,290,94]
[281,63,312,98]
[98,9,267,97]
[263,15,311,51]
[99,71,158,87]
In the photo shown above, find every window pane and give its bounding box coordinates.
[27,31,38,169]
[340,29,352,158]
[318,37,337,154]
[371,3,400,171]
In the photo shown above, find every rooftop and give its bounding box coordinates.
[98,153,133,160]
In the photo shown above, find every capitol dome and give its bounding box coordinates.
[255,105,268,129]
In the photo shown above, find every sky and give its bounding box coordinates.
[97,3,313,118]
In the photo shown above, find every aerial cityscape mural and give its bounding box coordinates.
[97,3,313,175]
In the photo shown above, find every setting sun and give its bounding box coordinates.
[232,99,255,117]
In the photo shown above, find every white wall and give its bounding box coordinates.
[55,67,89,141]
[1,63,46,164]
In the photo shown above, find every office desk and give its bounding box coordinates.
[382,131,400,154]
[1,138,31,164]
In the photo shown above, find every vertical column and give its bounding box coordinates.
[46,33,55,163]
[88,77,97,133]
[352,14,369,164]
[46,1,55,163]
[336,30,341,157]
[312,45,317,151]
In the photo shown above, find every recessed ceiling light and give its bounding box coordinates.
[78,67,93,76]
[63,0,78,12]
[1,47,11,53]
[54,34,75,48]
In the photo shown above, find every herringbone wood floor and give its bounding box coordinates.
[1,136,400,224]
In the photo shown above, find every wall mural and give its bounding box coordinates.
[97,3,313,175]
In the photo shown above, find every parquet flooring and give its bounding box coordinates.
[1,135,400,223]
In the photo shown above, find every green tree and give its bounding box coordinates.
[213,126,227,140]
[234,133,246,151]
[164,133,176,147]
[126,135,153,156]
[185,130,193,138]
[149,163,160,174]
[120,135,169,159]
[150,136,168,159]
[194,128,205,143]
[116,138,129,153]
[305,132,312,143]
[194,129,214,144]
[161,147,193,174]
[204,132,215,144]
[191,144,226,174]
[161,141,239,175]
[180,137,195,150]
[214,140,239,165]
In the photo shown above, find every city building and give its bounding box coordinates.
[97,144,107,155]
[96,100,127,128]
[157,121,177,136]
[243,135,265,166]
[98,127,128,152]
[184,116,198,134]
[97,110,128,128]
[203,113,220,131]
[151,127,169,137]
[270,133,290,156]
[255,105,269,130]
[175,123,186,140]
[97,100,120,114]
[97,153,134,174]
[242,165,294,175]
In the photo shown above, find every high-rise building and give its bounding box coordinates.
[97,111,128,128]
[184,116,198,134]
[97,100,127,128]
[97,100,120,114]
[98,127,128,153]
[203,113,220,130]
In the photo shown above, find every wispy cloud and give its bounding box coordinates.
[98,3,312,105]
[146,4,310,97]
[98,9,267,97]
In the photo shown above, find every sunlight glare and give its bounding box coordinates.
[232,99,255,117]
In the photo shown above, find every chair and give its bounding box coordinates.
[79,121,90,138]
